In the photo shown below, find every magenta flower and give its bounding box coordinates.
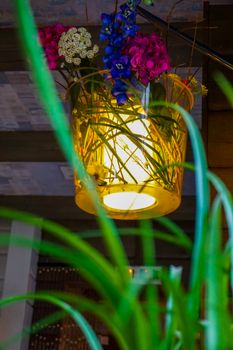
[39,23,69,70]
[123,32,170,85]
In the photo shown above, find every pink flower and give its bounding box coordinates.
[123,32,170,85]
[39,23,70,70]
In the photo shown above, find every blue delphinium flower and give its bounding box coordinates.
[112,79,128,105]
[103,51,120,69]
[104,45,114,56]
[120,3,136,22]
[109,32,125,48]
[99,13,115,41]
[100,0,141,104]
[111,55,131,79]
[122,22,138,37]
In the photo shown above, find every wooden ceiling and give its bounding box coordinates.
[0,0,203,27]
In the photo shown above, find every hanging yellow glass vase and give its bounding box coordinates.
[72,73,193,220]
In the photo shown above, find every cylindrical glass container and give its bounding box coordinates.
[72,74,194,219]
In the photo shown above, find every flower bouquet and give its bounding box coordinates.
[39,0,206,219]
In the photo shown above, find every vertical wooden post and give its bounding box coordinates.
[0,220,41,350]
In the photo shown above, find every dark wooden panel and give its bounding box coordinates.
[168,196,196,221]
[209,4,233,21]
[210,168,233,194]
[164,22,204,67]
[208,111,233,143]
[201,61,208,149]
[207,59,233,111]
[0,195,196,221]
[0,131,65,161]
[0,196,85,220]
[207,4,233,232]
[206,5,233,111]
[208,143,233,167]
[207,111,233,167]
[209,5,233,56]
[0,131,194,162]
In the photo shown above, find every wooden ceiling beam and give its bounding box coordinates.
[0,28,25,71]
[0,131,65,162]
[207,59,233,111]
[0,131,194,162]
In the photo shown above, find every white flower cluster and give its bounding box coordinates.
[58,27,99,66]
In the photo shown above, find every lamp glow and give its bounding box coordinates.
[103,192,156,211]
[73,75,194,219]
[104,118,152,184]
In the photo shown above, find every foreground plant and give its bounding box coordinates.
[0,0,232,349]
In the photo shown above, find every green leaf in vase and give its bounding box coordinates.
[149,82,175,141]
[150,82,166,102]
[70,83,81,110]
[151,115,176,141]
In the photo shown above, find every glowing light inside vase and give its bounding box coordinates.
[104,118,153,184]
[103,192,156,211]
